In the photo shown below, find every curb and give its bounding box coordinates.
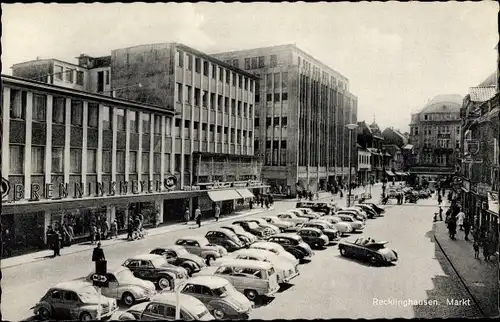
[432,229,485,317]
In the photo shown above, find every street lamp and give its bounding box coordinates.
[345,123,359,207]
[381,147,387,199]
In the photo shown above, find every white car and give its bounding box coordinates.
[320,216,354,235]
[249,241,299,265]
[276,212,309,225]
[213,248,300,284]
[288,209,321,220]
[345,207,368,220]
[262,216,295,232]
[332,214,365,231]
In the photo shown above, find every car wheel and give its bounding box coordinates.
[80,312,93,321]
[182,264,193,276]
[244,289,258,301]
[122,292,136,306]
[158,277,172,290]
[37,307,51,320]
[339,247,347,256]
[212,308,226,320]
[206,255,216,266]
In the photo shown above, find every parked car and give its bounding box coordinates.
[248,241,299,265]
[205,228,245,252]
[220,225,258,246]
[336,210,365,223]
[122,254,189,291]
[175,236,228,265]
[276,212,309,225]
[352,204,377,219]
[296,208,326,218]
[261,216,295,232]
[194,259,280,302]
[213,248,300,284]
[150,245,206,276]
[180,276,252,320]
[232,220,274,238]
[360,202,385,215]
[32,281,118,321]
[332,214,365,232]
[296,227,329,249]
[266,234,314,262]
[295,201,334,215]
[343,207,368,220]
[338,237,398,266]
[85,266,156,306]
[245,218,280,234]
[315,216,353,236]
[301,220,340,242]
[114,292,214,321]
[288,209,320,220]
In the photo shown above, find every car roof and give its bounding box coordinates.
[272,233,301,240]
[186,275,230,289]
[156,245,185,252]
[262,215,278,219]
[216,258,273,269]
[299,227,322,233]
[178,236,209,243]
[90,266,130,274]
[251,241,280,249]
[233,248,274,257]
[151,292,204,308]
[127,254,163,261]
[53,281,94,292]
[307,220,328,226]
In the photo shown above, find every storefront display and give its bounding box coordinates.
[1,212,45,258]
[50,207,107,239]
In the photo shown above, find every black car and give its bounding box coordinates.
[295,201,334,215]
[266,233,314,262]
[360,202,385,215]
[205,228,245,252]
[296,228,329,249]
[233,220,273,238]
[352,204,377,219]
[301,220,339,242]
[149,245,206,276]
[338,237,398,266]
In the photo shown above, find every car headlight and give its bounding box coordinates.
[176,273,185,279]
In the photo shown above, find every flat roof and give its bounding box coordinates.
[12,58,83,69]
[2,75,176,116]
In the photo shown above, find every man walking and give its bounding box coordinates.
[463,219,471,241]
[184,207,190,224]
[438,206,443,221]
[214,205,221,222]
[456,208,465,231]
[195,207,202,228]
[92,242,106,262]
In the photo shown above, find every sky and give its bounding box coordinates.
[2,2,498,132]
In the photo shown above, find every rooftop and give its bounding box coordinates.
[419,94,463,114]
[469,86,496,102]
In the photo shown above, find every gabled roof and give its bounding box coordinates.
[478,71,497,87]
[469,86,496,102]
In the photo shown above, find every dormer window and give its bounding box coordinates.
[424,114,429,120]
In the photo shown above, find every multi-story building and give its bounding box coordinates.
[2,43,267,257]
[408,94,463,181]
[382,127,409,180]
[211,44,358,196]
[357,149,372,184]
[356,121,391,183]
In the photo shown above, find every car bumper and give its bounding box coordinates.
[264,284,281,297]
[283,270,300,283]
[136,290,157,301]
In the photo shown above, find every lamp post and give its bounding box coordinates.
[345,124,359,207]
[381,147,387,199]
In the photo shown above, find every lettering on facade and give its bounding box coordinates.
[2,177,11,199]
[10,178,177,202]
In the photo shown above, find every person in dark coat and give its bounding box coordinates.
[127,218,133,240]
[463,220,471,241]
[92,242,106,262]
[438,207,443,221]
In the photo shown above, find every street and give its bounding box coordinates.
[1,186,483,320]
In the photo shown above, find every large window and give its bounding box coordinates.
[176,50,184,67]
[31,146,45,174]
[87,149,97,173]
[71,100,83,126]
[245,58,251,70]
[52,147,64,173]
[258,56,265,68]
[88,103,98,128]
[76,71,84,85]
[54,65,64,80]
[66,69,74,83]
[10,145,24,174]
[164,153,171,173]
[203,61,209,76]
[128,110,138,133]
[282,72,288,88]
[10,90,26,120]
[176,83,183,103]
[270,55,278,68]
[185,86,192,104]
[211,63,216,79]
[116,150,126,173]
[154,153,161,173]
[102,106,111,130]
[142,152,150,173]
[70,148,82,173]
[175,119,181,137]
[273,73,280,88]
[116,108,126,131]
[174,154,181,172]
[142,113,151,134]
[186,54,193,71]
[195,58,201,73]
[154,115,161,134]
[102,150,112,173]
[129,151,137,173]
[33,94,46,122]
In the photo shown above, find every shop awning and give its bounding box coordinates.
[395,172,407,176]
[386,170,396,176]
[235,188,255,199]
[207,189,242,202]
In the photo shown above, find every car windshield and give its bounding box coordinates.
[175,248,189,256]
[151,257,168,267]
[78,286,99,303]
[247,222,259,229]
[116,269,136,281]
[212,284,239,297]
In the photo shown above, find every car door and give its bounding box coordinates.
[49,290,65,319]
[198,285,215,307]
[63,291,80,320]
[214,266,235,288]
[205,231,218,245]
[141,260,157,281]
[297,230,311,245]
[124,259,141,277]
[141,302,167,321]
[162,250,179,265]
[59,291,76,320]
[103,273,119,299]
[187,240,202,255]
[182,284,206,305]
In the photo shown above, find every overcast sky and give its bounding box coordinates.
[2,2,498,132]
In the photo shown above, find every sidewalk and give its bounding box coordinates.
[1,193,335,269]
[433,222,499,318]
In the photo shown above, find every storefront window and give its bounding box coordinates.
[50,207,107,238]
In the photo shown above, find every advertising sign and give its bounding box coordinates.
[2,177,10,199]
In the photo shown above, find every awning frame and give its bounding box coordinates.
[235,188,255,199]
[207,189,242,202]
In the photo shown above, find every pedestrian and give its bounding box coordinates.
[155,210,161,228]
[482,239,490,261]
[195,207,202,228]
[264,198,269,209]
[269,195,274,207]
[438,207,443,221]
[260,197,264,208]
[214,205,220,222]
[463,220,471,241]
[92,242,106,262]
[127,218,133,240]
[90,223,97,244]
[111,219,118,239]
[184,207,190,224]
[456,209,465,231]
[249,199,254,210]
[340,190,343,198]
[102,219,110,240]
[53,229,62,257]
[473,240,480,259]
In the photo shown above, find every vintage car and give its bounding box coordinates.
[261,216,295,232]
[232,220,274,238]
[122,254,189,291]
[175,236,228,265]
[296,227,329,248]
[276,212,309,225]
[85,266,156,306]
[301,220,340,242]
[343,207,369,220]
[352,204,377,219]
[295,201,334,215]
[245,218,280,234]
[332,214,365,231]
[205,228,245,252]
[336,209,366,222]
[180,276,252,320]
[114,292,214,321]
[359,202,385,215]
[288,209,321,220]
[213,248,300,284]
[266,234,314,262]
[220,225,258,246]
[149,245,206,276]
[296,208,326,218]
[32,281,118,320]
[249,241,299,265]
[316,216,353,235]
[338,237,398,266]
[194,259,280,301]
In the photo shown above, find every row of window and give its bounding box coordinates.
[9,144,188,175]
[263,92,288,103]
[176,84,254,116]
[422,125,460,135]
[175,50,253,92]
[254,117,288,127]
[421,153,448,166]
[54,65,86,86]
[265,73,288,89]
[423,113,459,121]
[358,155,371,165]
[298,56,345,90]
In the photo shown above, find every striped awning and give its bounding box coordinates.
[235,188,255,199]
